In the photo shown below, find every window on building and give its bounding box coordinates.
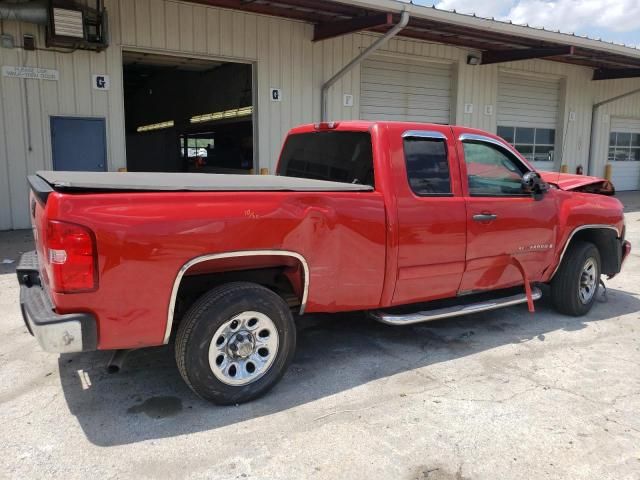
[608,131,640,161]
[180,136,215,158]
[403,137,451,195]
[497,126,555,162]
[462,141,528,196]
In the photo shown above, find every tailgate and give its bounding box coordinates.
[26,175,53,287]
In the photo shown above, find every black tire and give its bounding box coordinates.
[175,282,296,405]
[550,241,601,316]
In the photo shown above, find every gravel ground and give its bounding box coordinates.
[0,193,639,480]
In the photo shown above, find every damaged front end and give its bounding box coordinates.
[539,172,616,196]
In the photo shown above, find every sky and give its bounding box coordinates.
[418,0,640,48]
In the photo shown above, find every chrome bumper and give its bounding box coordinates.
[17,251,97,353]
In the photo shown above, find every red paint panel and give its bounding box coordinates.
[44,189,386,350]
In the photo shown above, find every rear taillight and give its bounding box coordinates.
[45,220,97,293]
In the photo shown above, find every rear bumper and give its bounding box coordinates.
[17,251,97,353]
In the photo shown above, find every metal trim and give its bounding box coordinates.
[402,130,447,140]
[164,250,310,344]
[549,224,621,279]
[371,287,542,325]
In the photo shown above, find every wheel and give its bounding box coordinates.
[175,282,296,404]
[550,241,601,316]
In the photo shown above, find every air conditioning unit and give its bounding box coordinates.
[46,0,108,51]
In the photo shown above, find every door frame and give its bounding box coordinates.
[50,116,108,171]
[120,46,259,173]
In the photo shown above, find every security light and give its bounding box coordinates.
[467,54,481,66]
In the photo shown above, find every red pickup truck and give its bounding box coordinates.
[18,121,631,404]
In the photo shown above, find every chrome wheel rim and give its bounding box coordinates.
[578,258,598,304]
[208,311,279,386]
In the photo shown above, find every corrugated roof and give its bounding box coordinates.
[191,0,640,72]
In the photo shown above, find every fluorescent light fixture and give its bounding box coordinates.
[136,120,174,132]
[190,106,253,124]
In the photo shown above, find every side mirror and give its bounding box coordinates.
[522,171,549,199]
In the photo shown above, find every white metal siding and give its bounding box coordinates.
[1,0,640,229]
[360,57,452,123]
[609,117,640,191]
[497,72,561,171]
[0,0,361,229]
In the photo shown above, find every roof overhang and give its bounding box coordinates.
[188,0,640,79]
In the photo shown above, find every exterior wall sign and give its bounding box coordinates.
[270,88,282,101]
[92,74,111,90]
[1,66,59,81]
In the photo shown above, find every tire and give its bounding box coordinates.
[550,241,601,316]
[175,282,296,404]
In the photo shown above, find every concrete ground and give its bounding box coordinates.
[1,194,639,480]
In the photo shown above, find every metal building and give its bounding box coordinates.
[1,0,640,230]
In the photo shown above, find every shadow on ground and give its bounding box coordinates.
[57,286,640,446]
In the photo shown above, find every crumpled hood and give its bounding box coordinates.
[539,172,616,195]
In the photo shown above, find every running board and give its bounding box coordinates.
[370,287,542,326]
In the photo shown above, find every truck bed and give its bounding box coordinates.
[36,171,374,192]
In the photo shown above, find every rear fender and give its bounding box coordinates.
[164,250,309,344]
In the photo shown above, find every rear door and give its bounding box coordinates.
[454,129,558,293]
[51,117,107,171]
[389,124,467,306]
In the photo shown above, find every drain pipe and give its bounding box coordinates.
[320,10,409,122]
[587,86,640,175]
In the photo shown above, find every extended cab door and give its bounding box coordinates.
[388,124,467,306]
[454,129,558,293]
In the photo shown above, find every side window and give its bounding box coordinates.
[403,137,451,195]
[462,141,528,196]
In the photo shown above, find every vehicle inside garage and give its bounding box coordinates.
[123,52,254,174]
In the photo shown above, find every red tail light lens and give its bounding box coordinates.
[45,220,97,293]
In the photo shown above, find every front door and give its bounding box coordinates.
[455,129,558,293]
[51,117,107,171]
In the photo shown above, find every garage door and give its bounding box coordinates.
[360,57,451,124]
[497,73,560,172]
[608,117,640,191]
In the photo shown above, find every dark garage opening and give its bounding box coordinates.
[123,51,254,174]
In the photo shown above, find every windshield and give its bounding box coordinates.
[277,131,374,187]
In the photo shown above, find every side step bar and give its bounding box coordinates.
[370,287,542,326]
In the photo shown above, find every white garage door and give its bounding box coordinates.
[608,117,640,191]
[497,73,561,172]
[360,57,451,124]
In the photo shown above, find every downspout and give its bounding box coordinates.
[320,10,410,122]
[587,86,640,175]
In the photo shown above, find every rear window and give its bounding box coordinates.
[277,131,374,187]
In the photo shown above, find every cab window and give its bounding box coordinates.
[462,141,528,196]
[403,137,451,195]
[278,131,374,187]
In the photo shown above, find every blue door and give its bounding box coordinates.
[51,117,107,171]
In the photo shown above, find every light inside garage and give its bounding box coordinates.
[136,120,175,132]
[123,51,254,174]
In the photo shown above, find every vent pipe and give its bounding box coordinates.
[0,0,48,25]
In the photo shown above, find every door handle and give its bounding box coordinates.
[473,213,497,222]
